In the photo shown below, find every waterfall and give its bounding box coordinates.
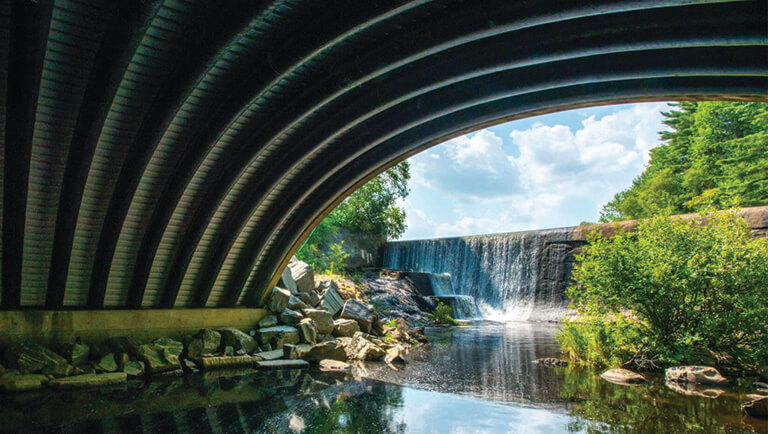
[383,228,573,321]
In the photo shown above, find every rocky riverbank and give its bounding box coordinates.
[0,260,436,394]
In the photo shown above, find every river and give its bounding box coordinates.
[2,322,764,433]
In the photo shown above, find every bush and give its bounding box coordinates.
[427,302,459,326]
[564,211,768,372]
[558,316,647,368]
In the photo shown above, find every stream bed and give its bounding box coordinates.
[1,323,765,433]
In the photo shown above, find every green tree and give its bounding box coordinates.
[600,102,768,222]
[562,212,768,372]
[297,162,411,271]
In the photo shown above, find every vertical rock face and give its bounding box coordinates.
[383,228,577,321]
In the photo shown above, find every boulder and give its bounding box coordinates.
[299,291,321,307]
[319,359,351,371]
[278,265,299,294]
[268,287,292,313]
[94,353,118,373]
[295,344,312,359]
[298,318,318,345]
[600,368,646,385]
[288,295,308,311]
[303,309,334,334]
[47,372,126,390]
[743,396,768,419]
[303,340,348,363]
[3,342,72,377]
[122,361,145,378]
[346,333,385,361]
[319,281,344,315]
[57,342,90,367]
[254,326,300,348]
[258,315,278,328]
[0,373,49,392]
[288,261,314,293]
[333,319,360,337]
[220,328,258,354]
[665,366,728,386]
[135,338,183,375]
[280,308,303,326]
[186,329,222,358]
[340,299,377,333]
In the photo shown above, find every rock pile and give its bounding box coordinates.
[0,258,426,393]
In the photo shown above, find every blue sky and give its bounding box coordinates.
[398,102,672,240]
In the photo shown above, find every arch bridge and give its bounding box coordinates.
[0,0,766,323]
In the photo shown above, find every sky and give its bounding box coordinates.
[398,102,672,240]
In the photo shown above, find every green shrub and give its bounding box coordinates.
[427,301,459,326]
[558,316,647,368]
[565,211,768,372]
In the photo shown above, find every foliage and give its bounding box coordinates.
[297,162,411,270]
[564,211,768,372]
[600,102,768,222]
[558,316,646,368]
[427,301,459,326]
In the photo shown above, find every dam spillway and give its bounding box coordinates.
[383,228,580,322]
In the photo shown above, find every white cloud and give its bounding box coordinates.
[400,102,670,239]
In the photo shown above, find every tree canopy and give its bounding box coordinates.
[600,102,768,222]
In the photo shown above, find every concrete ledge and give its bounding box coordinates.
[0,308,268,345]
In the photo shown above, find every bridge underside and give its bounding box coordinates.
[0,0,766,310]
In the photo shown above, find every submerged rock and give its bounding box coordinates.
[600,368,646,385]
[268,287,292,313]
[743,396,768,419]
[665,380,725,398]
[186,329,222,358]
[340,299,376,333]
[3,342,72,377]
[319,359,351,371]
[665,366,728,386]
[47,372,126,390]
[303,309,334,334]
[0,373,49,392]
[534,358,568,367]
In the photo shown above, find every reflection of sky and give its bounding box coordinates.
[400,102,671,239]
[393,387,577,433]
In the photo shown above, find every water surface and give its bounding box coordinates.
[1,323,765,433]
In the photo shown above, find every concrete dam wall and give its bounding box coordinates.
[382,206,768,322]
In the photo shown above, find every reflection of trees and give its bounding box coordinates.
[558,368,757,433]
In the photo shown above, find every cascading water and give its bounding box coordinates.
[384,228,573,321]
[426,273,481,320]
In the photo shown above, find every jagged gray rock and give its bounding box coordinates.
[220,328,258,354]
[122,361,145,377]
[298,318,318,345]
[280,308,303,326]
[57,342,90,367]
[340,299,377,333]
[299,291,321,307]
[254,326,300,349]
[186,329,222,358]
[332,319,360,337]
[288,260,315,293]
[318,280,344,315]
[303,340,348,363]
[303,309,334,334]
[278,265,299,294]
[665,366,729,385]
[258,315,278,328]
[288,295,308,311]
[268,287,292,313]
[3,342,72,377]
[135,338,183,375]
[94,353,118,373]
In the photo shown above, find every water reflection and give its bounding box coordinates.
[2,323,766,433]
